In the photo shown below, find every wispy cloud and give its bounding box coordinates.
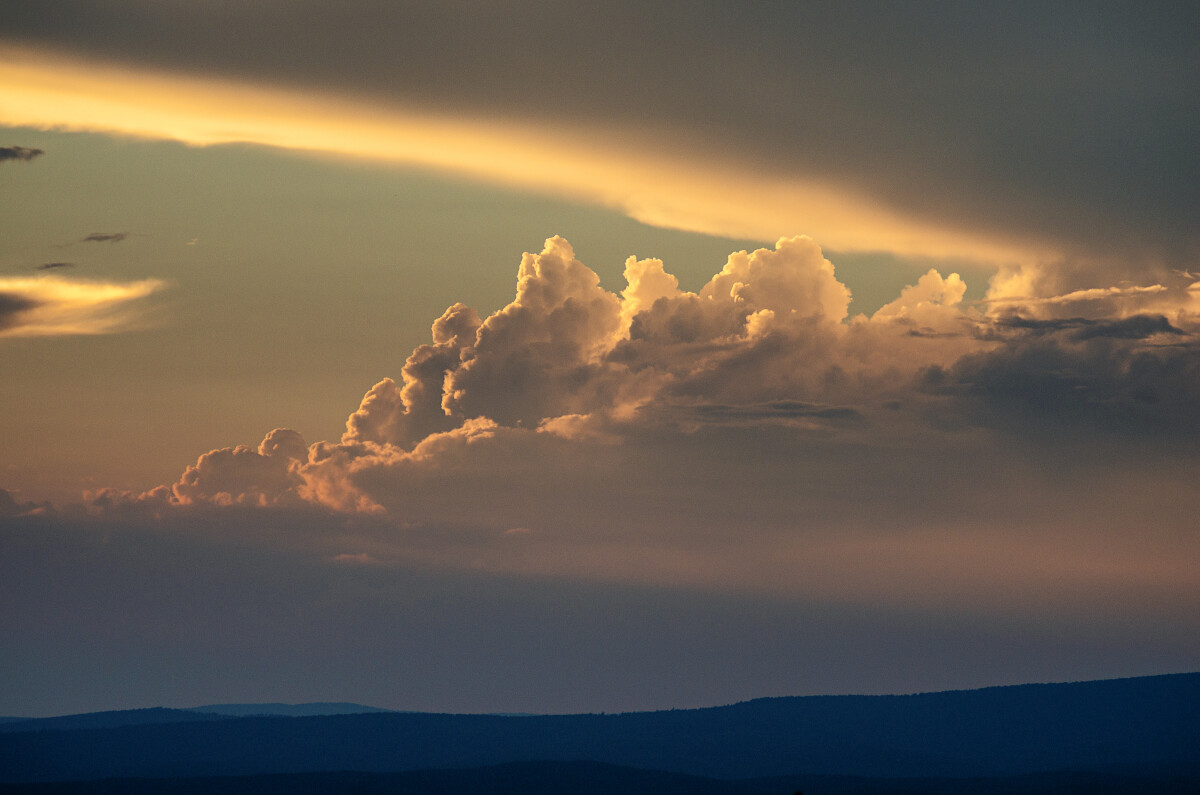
[35,261,75,270]
[983,284,1170,307]
[0,274,165,338]
[81,232,128,243]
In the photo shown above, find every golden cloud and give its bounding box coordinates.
[0,44,1047,266]
[0,274,165,338]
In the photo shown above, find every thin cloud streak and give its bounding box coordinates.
[0,45,1044,266]
[0,274,165,338]
[81,232,128,243]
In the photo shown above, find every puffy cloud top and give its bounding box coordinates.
[172,429,308,507]
[443,237,624,425]
[701,236,850,324]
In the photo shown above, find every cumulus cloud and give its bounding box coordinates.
[871,269,967,329]
[0,274,165,337]
[90,428,309,510]
[71,235,1200,614]
[0,145,42,162]
[101,235,903,511]
[442,237,625,426]
[96,235,1198,515]
[172,428,308,506]
[343,302,481,447]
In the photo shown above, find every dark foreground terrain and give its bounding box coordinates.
[3,764,1200,795]
[1,673,1196,794]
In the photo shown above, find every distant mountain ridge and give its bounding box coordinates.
[184,702,395,717]
[1,673,1196,786]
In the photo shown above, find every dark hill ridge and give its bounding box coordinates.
[0,673,1196,784]
[0,703,394,733]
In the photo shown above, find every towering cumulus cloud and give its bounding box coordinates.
[88,236,1200,602]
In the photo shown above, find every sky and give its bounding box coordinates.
[1,1,1198,717]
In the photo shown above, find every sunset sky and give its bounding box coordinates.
[2,1,1197,717]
